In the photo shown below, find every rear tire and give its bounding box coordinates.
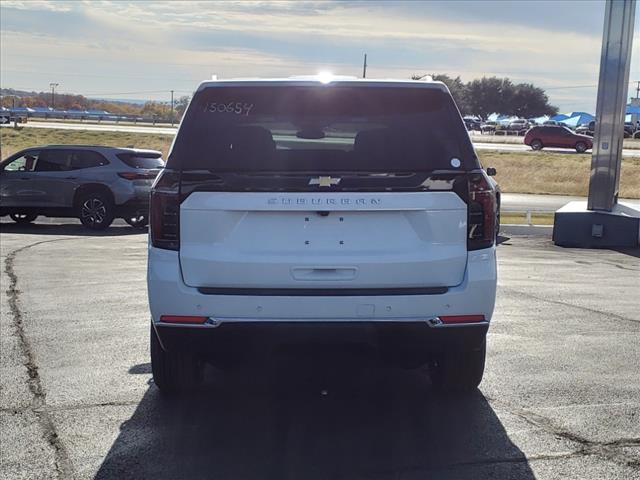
[150,323,202,394]
[78,191,114,230]
[429,338,486,393]
[10,213,37,224]
[575,142,587,153]
[530,139,543,151]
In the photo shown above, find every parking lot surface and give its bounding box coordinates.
[1,220,639,479]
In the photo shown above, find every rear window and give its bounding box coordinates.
[168,84,477,172]
[117,153,164,169]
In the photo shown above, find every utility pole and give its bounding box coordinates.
[49,83,59,110]
[362,53,367,78]
[170,89,174,126]
[636,80,640,99]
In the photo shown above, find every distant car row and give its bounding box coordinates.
[472,118,574,135]
[0,145,164,229]
[463,117,593,152]
[0,107,171,125]
[467,118,538,135]
[575,120,639,138]
[467,116,640,139]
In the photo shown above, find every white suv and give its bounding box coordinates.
[147,77,497,393]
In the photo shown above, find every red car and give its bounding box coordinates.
[524,126,593,153]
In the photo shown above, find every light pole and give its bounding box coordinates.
[553,0,638,248]
[49,83,59,110]
[170,90,174,126]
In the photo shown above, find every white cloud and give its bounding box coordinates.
[0,0,73,12]
[1,0,637,112]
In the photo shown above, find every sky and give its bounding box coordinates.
[1,0,639,113]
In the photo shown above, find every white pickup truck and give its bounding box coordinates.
[147,77,498,394]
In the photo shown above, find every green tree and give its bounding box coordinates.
[466,77,515,119]
[510,83,558,118]
[412,75,558,119]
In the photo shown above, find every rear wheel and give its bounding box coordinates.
[575,142,587,153]
[429,338,486,392]
[530,139,543,151]
[78,191,114,230]
[10,213,37,224]
[150,323,203,394]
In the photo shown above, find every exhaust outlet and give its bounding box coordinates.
[205,317,223,328]
[426,317,443,327]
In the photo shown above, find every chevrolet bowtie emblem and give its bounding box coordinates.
[309,176,341,187]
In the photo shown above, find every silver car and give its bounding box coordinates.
[0,145,163,229]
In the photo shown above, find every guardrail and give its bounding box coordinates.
[0,111,177,125]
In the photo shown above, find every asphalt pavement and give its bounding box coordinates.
[0,223,639,480]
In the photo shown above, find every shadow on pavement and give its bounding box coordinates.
[97,348,535,480]
[612,247,640,258]
[496,234,511,245]
[0,220,145,237]
[128,363,152,375]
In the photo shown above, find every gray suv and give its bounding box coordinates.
[0,145,163,229]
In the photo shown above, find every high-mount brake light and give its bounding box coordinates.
[467,172,496,251]
[150,170,181,250]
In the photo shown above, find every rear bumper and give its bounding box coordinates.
[147,246,497,353]
[154,321,488,358]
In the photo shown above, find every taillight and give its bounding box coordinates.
[150,170,181,250]
[467,172,496,251]
[118,171,157,180]
[440,315,486,324]
[160,315,208,324]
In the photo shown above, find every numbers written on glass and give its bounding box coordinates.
[205,102,254,116]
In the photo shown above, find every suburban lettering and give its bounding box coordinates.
[264,197,383,206]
